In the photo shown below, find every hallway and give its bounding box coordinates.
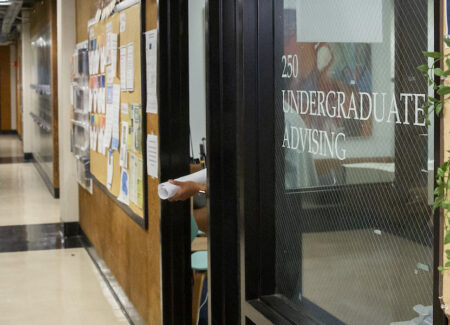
[0,134,136,324]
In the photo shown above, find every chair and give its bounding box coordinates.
[191,213,208,325]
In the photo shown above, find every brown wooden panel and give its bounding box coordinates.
[0,46,11,130]
[79,183,162,324]
[16,38,22,136]
[146,0,157,30]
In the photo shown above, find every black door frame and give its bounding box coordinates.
[205,0,447,324]
[206,0,242,323]
[158,0,192,323]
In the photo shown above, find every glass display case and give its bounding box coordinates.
[71,41,92,193]
[30,25,54,186]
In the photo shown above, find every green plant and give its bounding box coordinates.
[419,38,450,274]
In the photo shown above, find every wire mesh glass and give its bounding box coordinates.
[274,1,435,324]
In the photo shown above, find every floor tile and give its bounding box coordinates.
[0,135,23,158]
[0,163,60,226]
[0,248,129,325]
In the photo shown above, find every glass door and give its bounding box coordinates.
[238,0,444,324]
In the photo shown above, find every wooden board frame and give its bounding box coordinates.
[88,2,148,229]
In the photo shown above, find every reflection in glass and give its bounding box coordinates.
[30,25,53,182]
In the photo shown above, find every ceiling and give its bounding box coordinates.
[0,0,38,38]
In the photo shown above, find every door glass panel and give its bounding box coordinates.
[275,0,435,323]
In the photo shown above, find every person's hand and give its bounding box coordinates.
[168,180,206,201]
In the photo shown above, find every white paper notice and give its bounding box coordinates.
[118,168,130,205]
[120,13,126,33]
[88,89,93,113]
[100,47,106,73]
[120,122,128,168]
[126,42,134,91]
[106,65,114,84]
[91,127,97,152]
[106,22,113,34]
[121,103,128,115]
[104,85,114,148]
[146,134,158,178]
[111,84,121,150]
[100,88,106,114]
[106,33,111,65]
[145,30,158,114]
[110,33,118,79]
[120,46,127,90]
[107,149,114,189]
[93,89,98,113]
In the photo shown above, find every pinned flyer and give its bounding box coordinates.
[118,168,130,205]
[126,42,134,91]
[107,149,114,189]
[146,134,158,178]
[145,30,158,114]
[120,46,127,90]
[120,13,126,33]
[119,122,128,168]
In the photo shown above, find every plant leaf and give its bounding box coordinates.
[444,231,450,245]
[444,38,450,48]
[436,103,443,116]
[417,64,429,72]
[437,86,450,95]
[435,68,445,76]
[423,51,442,59]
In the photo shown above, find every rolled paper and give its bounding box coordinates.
[158,169,207,200]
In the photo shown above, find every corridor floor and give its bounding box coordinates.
[0,134,133,324]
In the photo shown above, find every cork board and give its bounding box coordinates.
[89,3,145,222]
[145,0,160,228]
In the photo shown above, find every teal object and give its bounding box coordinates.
[191,213,207,271]
[191,212,199,243]
[191,251,208,271]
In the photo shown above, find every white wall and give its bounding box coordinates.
[21,9,33,153]
[9,45,16,130]
[57,0,79,223]
[188,0,207,159]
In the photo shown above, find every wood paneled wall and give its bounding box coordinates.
[0,46,11,130]
[16,38,22,136]
[76,0,162,323]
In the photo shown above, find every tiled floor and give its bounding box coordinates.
[0,163,60,226]
[0,134,23,158]
[0,248,129,325]
[0,135,137,324]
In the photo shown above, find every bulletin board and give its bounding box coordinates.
[88,3,147,227]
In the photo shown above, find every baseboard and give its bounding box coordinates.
[0,130,18,135]
[79,229,146,325]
